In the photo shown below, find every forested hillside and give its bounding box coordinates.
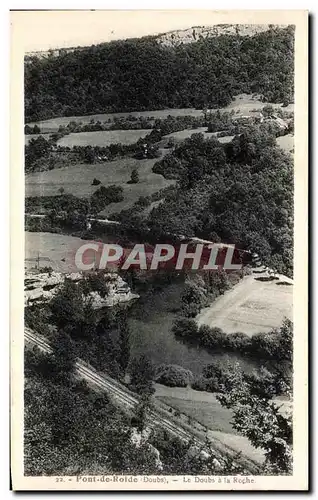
[25,26,294,122]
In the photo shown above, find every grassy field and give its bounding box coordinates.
[25,231,97,273]
[196,271,293,336]
[154,384,265,463]
[56,130,150,147]
[160,127,234,144]
[276,134,294,154]
[223,93,294,114]
[26,94,295,132]
[25,153,175,215]
[26,108,207,133]
[155,384,234,433]
[25,134,50,145]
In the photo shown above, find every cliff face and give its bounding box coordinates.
[156,24,288,47]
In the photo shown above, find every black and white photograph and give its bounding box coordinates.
[10,9,308,491]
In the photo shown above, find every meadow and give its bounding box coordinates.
[276,134,294,154]
[25,153,175,215]
[196,272,293,336]
[161,127,234,144]
[155,384,234,433]
[56,130,150,147]
[26,94,295,132]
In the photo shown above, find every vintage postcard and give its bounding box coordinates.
[10,10,308,491]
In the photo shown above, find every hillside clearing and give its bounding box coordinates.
[26,94,294,132]
[276,134,294,153]
[161,127,234,144]
[154,383,265,464]
[56,130,150,147]
[25,153,175,215]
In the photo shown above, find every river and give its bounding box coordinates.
[25,230,260,377]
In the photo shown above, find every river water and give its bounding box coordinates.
[25,230,259,376]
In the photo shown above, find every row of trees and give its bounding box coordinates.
[172,317,293,363]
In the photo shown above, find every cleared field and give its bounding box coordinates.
[276,134,294,153]
[155,384,234,433]
[25,152,175,215]
[196,271,293,336]
[154,383,265,464]
[26,94,294,132]
[56,130,150,147]
[224,93,294,115]
[161,127,234,144]
[25,231,96,273]
[26,108,207,133]
[25,134,51,145]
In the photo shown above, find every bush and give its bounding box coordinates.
[224,331,252,352]
[130,169,139,184]
[172,317,198,340]
[191,375,221,393]
[198,325,227,349]
[90,184,124,213]
[92,178,101,186]
[155,364,193,388]
[181,281,207,318]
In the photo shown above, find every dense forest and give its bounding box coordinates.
[25,26,294,122]
[147,127,294,276]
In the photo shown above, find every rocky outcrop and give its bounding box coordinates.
[24,270,139,307]
[157,24,288,47]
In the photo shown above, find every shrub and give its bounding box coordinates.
[172,317,198,340]
[155,364,193,388]
[191,375,221,393]
[181,281,207,318]
[92,178,101,186]
[198,325,227,349]
[224,331,252,352]
[130,169,139,184]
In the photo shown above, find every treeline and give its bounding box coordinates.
[171,317,293,401]
[172,317,293,363]
[26,186,123,222]
[25,133,161,173]
[25,27,294,121]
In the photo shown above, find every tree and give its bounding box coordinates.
[92,178,101,186]
[49,279,97,339]
[129,355,155,395]
[131,394,152,432]
[181,281,207,317]
[155,364,193,388]
[262,104,275,118]
[117,310,131,375]
[199,325,227,349]
[50,331,77,379]
[172,317,198,340]
[130,169,139,184]
[217,363,293,474]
